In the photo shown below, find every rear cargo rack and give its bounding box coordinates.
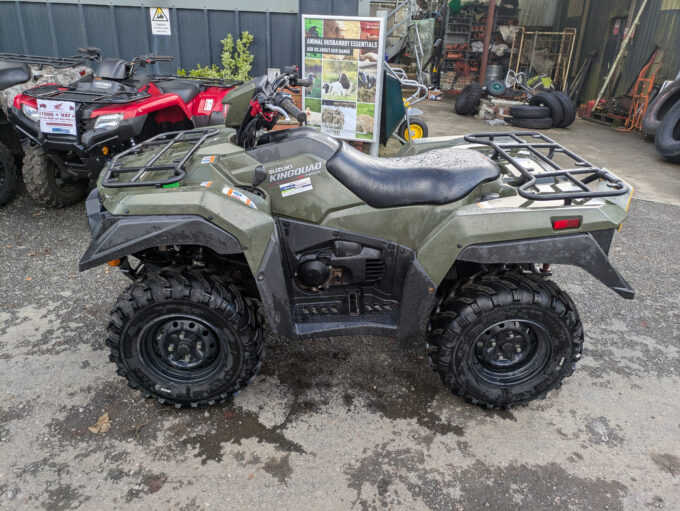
[152,75,243,88]
[101,128,219,188]
[0,53,87,69]
[464,131,629,205]
[23,84,149,104]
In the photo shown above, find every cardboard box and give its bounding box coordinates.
[428,90,444,101]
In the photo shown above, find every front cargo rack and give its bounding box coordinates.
[23,84,150,104]
[101,128,219,188]
[464,131,629,205]
[0,53,88,69]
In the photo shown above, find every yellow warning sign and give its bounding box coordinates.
[149,7,171,35]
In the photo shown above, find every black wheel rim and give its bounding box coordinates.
[49,160,82,193]
[0,159,5,189]
[470,319,552,386]
[137,314,228,383]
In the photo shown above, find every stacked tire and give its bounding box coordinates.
[510,91,576,129]
[641,79,680,140]
[654,101,680,163]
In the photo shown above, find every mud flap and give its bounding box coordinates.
[457,232,635,299]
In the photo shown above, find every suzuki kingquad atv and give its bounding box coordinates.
[0,53,91,206]
[10,48,240,207]
[80,69,635,409]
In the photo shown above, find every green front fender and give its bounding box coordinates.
[99,188,274,272]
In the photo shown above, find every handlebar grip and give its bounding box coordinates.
[151,55,175,62]
[280,97,307,123]
[296,78,312,87]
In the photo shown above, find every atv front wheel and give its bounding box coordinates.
[427,270,583,409]
[107,269,265,408]
[22,145,88,207]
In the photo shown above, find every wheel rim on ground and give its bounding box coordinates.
[138,313,229,383]
[470,319,552,386]
[404,124,424,140]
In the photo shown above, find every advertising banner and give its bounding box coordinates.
[301,15,385,143]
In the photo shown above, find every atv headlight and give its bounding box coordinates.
[21,104,39,123]
[94,113,124,131]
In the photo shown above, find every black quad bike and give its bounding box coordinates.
[80,68,634,410]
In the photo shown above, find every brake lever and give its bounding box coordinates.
[264,103,289,120]
[285,86,301,93]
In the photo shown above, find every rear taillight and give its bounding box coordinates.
[552,218,581,230]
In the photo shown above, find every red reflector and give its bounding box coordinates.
[553,218,581,230]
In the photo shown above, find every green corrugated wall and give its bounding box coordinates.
[554,0,680,102]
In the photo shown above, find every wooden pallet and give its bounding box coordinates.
[586,111,626,127]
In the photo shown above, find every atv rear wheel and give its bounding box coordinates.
[22,145,88,207]
[107,269,265,408]
[0,142,17,207]
[427,270,583,409]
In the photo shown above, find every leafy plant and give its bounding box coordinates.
[178,31,254,81]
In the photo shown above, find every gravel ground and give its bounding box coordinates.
[2,100,680,511]
[1,189,679,510]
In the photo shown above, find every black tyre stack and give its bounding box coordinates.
[642,79,680,163]
[509,90,576,130]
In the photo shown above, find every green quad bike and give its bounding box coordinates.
[80,68,635,409]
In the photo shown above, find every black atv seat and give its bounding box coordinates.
[326,142,501,208]
[0,61,30,91]
[154,79,202,103]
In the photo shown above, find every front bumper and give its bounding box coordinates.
[10,107,147,177]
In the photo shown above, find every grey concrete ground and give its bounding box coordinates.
[1,99,679,510]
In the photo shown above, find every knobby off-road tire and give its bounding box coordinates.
[510,116,553,129]
[654,101,680,163]
[427,270,584,409]
[107,269,265,408]
[642,79,680,137]
[455,82,483,115]
[529,92,564,127]
[552,91,576,128]
[22,145,88,207]
[0,142,17,207]
[509,105,550,119]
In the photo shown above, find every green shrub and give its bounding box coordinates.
[178,31,254,81]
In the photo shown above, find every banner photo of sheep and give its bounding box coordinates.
[302,15,385,143]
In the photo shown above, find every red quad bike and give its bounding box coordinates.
[10,48,241,207]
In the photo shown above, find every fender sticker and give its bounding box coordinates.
[280,177,313,197]
[268,162,322,184]
[200,180,213,188]
[222,186,257,209]
[201,155,216,164]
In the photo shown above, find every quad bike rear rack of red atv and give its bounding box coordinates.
[0,52,88,69]
[101,128,219,188]
[464,131,629,205]
[23,84,150,104]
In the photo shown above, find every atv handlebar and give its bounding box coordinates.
[279,97,307,123]
[295,78,312,88]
